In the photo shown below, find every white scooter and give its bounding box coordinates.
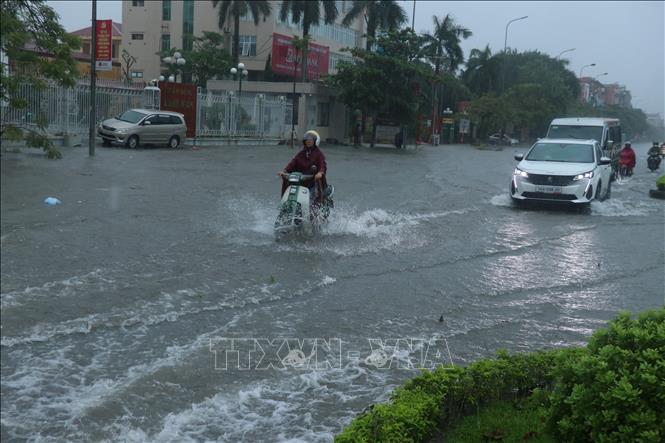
[274,167,334,240]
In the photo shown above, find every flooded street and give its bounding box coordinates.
[1,141,663,442]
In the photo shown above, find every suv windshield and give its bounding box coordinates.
[526,142,595,163]
[547,125,603,142]
[116,110,148,124]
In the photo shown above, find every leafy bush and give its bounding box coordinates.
[656,175,665,191]
[335,349,578,442]
[548,309,665,442]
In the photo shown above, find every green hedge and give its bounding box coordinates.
[656,175,665,191]
[336,308,664,443]
[335,348,582,442]
[548,309,665,442]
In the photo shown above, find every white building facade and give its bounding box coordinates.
[121,0,365,140]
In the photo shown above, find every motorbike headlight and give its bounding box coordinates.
[513,168,528,177]
[574,171,594,180]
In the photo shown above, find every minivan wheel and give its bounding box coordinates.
[168,135,180,149]
[127,135,139,149]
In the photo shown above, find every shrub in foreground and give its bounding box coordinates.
[548,309,665,442]
[336,308,664,442]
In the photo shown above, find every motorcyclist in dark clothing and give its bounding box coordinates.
[647,142,662,171]
[648,142,661,157]
[278,130,328,203]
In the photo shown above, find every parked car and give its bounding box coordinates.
[98,109,186,149]
[488,133,519,146]
[510,138,612,206]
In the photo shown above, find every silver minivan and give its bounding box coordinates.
[98,109,187,149]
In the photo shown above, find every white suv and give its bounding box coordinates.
[510,138,613,205]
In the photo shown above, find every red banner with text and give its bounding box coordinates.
[95,19,112,71]
[159,82,197,138]
[271,33,329,80]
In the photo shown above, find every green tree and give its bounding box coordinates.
[1,0,81,158]
[466,94,514,141]
[375,28,424,61]
[421,14,471,141]
[421,14,472,75]
[461,45,496,96]
[505,83,558,139]
[160,32,231,88]
[329,30,432,144]
[279,0,338,81]
[342,0,407,51]
[211,0,271,65]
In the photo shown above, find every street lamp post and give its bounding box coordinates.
[230,62,248,97]
[556,48,575,60]
[593,72,608,81]
[502,15,528,92]
[230,62,248,135]
[579,63,596,79]
[162,51,186,82]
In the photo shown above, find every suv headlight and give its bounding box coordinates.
[574,171,594,180]
[513,168,528,177]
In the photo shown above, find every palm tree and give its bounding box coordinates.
[342,0,407,51]
[462,45,495,95]
[279,0,338,81]
[421,14,471,142]
[421,14,472,75]
[211,0,272,65]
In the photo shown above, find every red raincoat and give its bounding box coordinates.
[618,147,636,168]
[281,145,327,199]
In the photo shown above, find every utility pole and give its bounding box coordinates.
[411,0,416,30]
[88,0,97,156]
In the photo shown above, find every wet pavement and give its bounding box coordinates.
[1,141,663,442]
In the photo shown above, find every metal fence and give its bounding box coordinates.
[196,89,292,139]
[1,81,292,140]
[0,80,146,135]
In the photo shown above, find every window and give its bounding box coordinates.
[132,0,144,6]
[112,42,118,59]
[82,43,91,55]
[238,35,256,56]
[130,71,144,78]
[131,33,144,40]
[161,34,171,52]
[329,52,354,73]
[239,10,253,22]
[145,115,160,125]
[317,102,330,127]
[162,0,171,21]
[182,0,194,51]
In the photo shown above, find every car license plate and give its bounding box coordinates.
[535,185,562,194]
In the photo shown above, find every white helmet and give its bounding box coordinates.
[303,130,321,147]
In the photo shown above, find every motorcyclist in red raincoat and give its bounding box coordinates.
[278,130,328,203]
[618,141,636,176]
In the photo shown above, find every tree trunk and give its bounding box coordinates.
[302,24,309,83]
[233,14,240,65]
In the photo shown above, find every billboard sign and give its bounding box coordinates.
[271,33,329,79]
[95,19,113,71]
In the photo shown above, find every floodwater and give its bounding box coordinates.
[1,141,663,442]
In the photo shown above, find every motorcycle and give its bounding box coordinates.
[274,167,334,239]
[647,151,662,171]
[616,163,634,182]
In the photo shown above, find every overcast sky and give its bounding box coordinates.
[48,0,664,115]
